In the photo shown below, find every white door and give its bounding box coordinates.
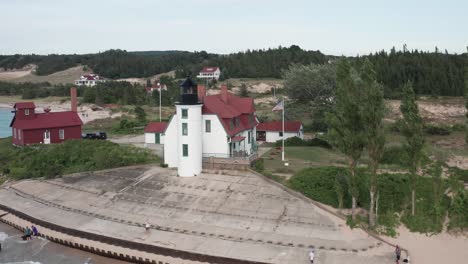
[44,130,50,144]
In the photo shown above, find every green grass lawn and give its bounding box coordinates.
[263,146,348,174]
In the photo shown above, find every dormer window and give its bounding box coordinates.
[230,119,234,130]
[25,109,29,115]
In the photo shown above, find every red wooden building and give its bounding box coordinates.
[9,88,83,146]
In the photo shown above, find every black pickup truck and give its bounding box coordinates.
[82,132,107,140]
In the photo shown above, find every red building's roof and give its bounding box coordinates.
[257,121,302,132]
[202,92,256,136]
[200,67,219,73]
[11,111,83,130]
[14,102,35,109]
[144,122,168,133]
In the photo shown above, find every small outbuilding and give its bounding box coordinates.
[256,121,303,143]
[9,88,82,146]
[144,122,167,144]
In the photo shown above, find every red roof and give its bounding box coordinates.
[14,102,35,109]
[11,111,83,130]
[202,92,256,136]
[86,75,96,80]
[144,122,168,133]
[231,136,245,142]
[200,67,219,73]
[257,121,302,132]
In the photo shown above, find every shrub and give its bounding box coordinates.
[380,145,410,167]
[253,158,264,172]
[0,138,158,179]
[424,123,452,135]
[451,123,466,132]
[289,167,353,208]
[274,137,332,149]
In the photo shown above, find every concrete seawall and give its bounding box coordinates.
[0,205,268,264]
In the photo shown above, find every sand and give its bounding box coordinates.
[384,226,468,264]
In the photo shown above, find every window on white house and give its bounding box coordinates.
[248,131,251,143]
[59,129,65,140]
[182,123,188,135]
[279,132,283,137]
[205,120,211,132]
[182,144,188,157]
[25,109,29,115]
[182,109,188,119]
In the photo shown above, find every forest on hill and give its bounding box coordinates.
[0,45,466,97]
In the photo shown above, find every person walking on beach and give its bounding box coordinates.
[395,245,401,263]
[309,250,315,263]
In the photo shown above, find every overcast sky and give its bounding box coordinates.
[1,0,466,56]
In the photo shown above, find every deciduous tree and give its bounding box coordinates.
[400,81,425,216]
[360,59,385,227]
[327,58,366,220]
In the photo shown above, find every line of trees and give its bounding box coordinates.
[327,58,428,227]
[1,46,466,97]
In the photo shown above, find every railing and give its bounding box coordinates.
[203,152,253,159]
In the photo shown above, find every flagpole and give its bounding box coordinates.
[282,99,285,161]
[159,87,162,122]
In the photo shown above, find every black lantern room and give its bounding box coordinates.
[178,77,200,105]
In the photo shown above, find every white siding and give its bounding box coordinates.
[202,115,229,157]
[163,117,178,168]
[265,131,303,143]
[145,132,165,144]
[176,104,203,177]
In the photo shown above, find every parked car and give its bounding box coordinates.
[82,132,107,140]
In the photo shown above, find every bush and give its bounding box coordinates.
[381,145,410,167]
[451,123,466,132]
[0,138,158,179]
[253,158,264,172]
[275,137,332,149]
[448,167,468,183]
[288,167,353,208]
[424,123,452,135]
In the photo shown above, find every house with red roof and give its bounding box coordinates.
[145,80,167,94]
[74,74,106,87]
[144,122,167,144]
[256,121,303,143]
[163,82,257,172]
[9,88,83,146]
[196,67,221,80]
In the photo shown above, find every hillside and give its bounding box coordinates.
[1,46,465,97]
[0,65,88,84]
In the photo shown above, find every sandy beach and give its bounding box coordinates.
[384,226,468,264]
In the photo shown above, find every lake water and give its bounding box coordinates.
[0,107,13,138]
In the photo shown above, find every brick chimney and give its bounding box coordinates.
[197,85,206,102]
[220,84,228,103]
[70,87,77,112]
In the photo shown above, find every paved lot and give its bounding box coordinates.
[0,166,394,264]
[0,221,129,264]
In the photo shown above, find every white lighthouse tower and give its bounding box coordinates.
[176,77,203,177]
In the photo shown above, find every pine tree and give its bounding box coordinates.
[360,59,385,227]
[327,58,366,220]
[400,81,425,216]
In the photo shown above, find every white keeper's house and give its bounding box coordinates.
[74,74,106,87]
[196,67,221,80]
[163,77,258,177]
[256,121,304,143]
